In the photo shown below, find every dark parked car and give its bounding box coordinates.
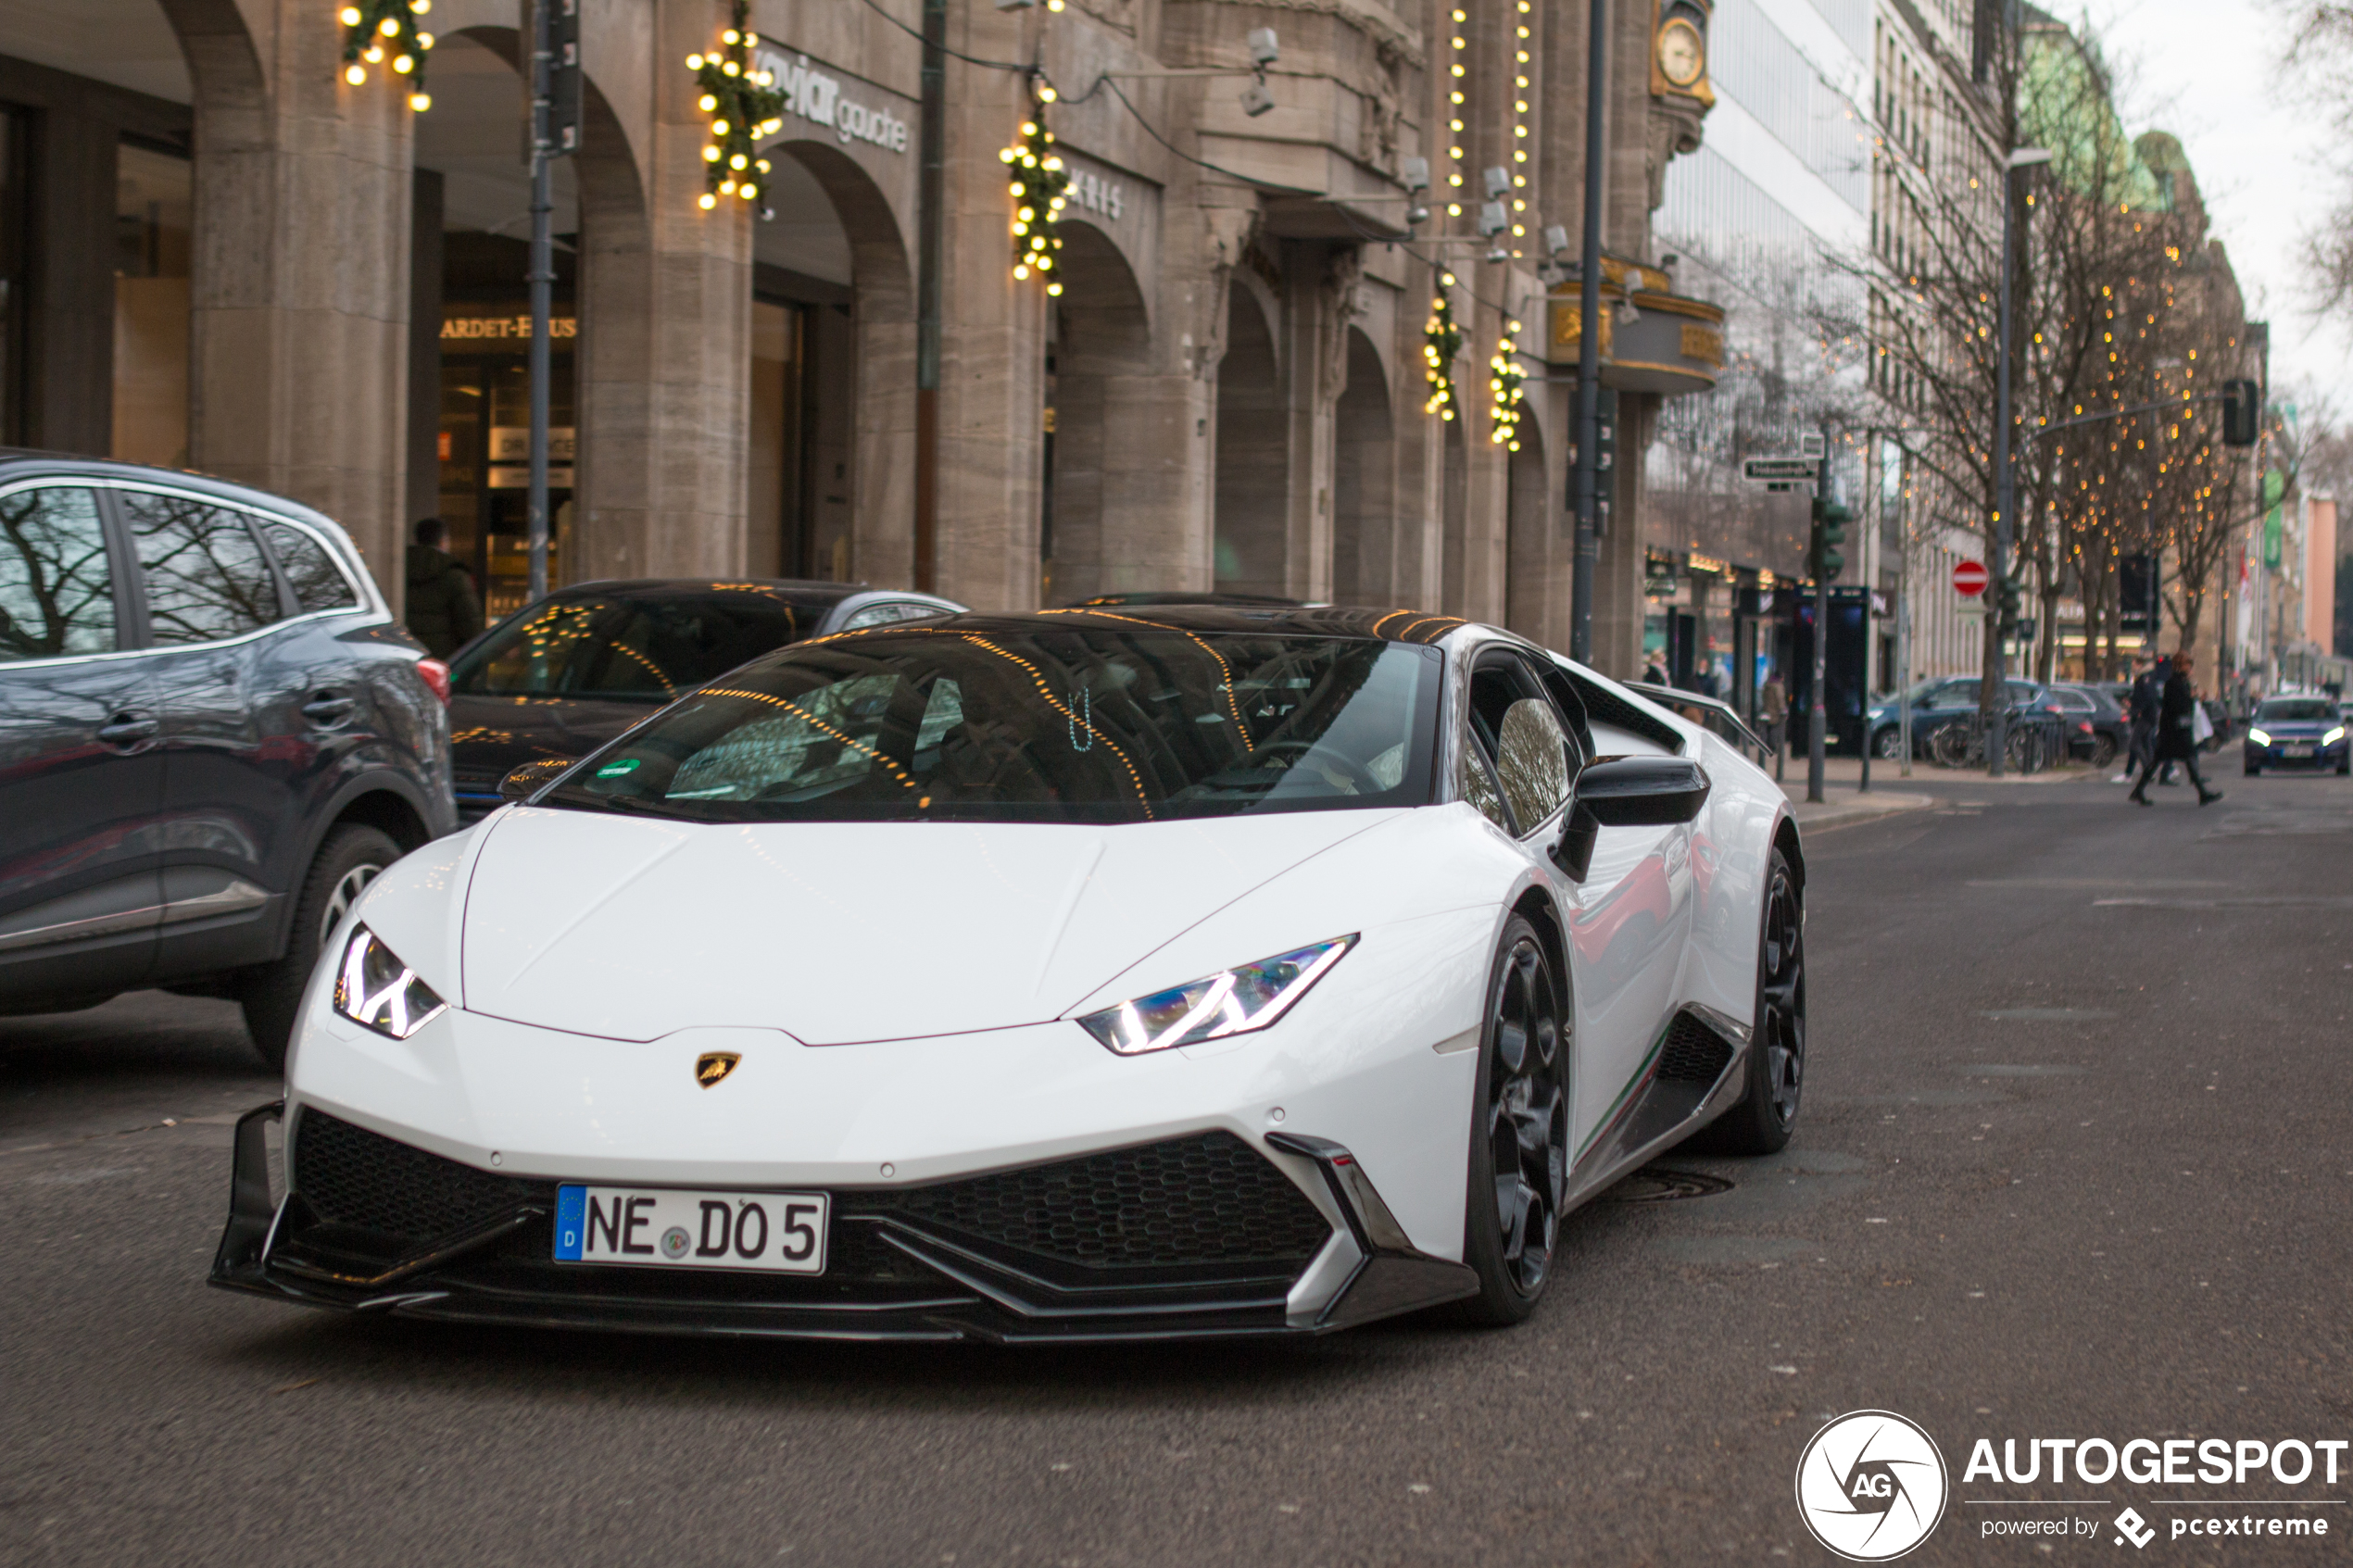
[2046,682,2129,769]
[446,580,963,820]
[2243,695,2348,775]
[0,457,455,1064]
[1865,676,2044,759]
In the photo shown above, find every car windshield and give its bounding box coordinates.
[536,625,1442,825]
[450,590,836,701]
[2255,698,2337,723]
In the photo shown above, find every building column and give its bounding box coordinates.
[175,0,412,604]
[572,0,751,583]
[936,51,1046,611]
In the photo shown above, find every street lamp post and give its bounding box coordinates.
[1987,145,2050,778]
[1567,0,1609,665]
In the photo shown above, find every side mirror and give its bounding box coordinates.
[1552,756,1710,881]
[498,757,577,803]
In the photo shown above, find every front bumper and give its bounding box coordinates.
[2244,737,2347,769]
[209,1101,1476,1342]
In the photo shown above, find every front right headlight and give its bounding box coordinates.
[332,925,449,1039]
[1076,936,1355,1056]
[2248,728,2271,747]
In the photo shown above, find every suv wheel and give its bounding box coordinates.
[242,824,401,1071]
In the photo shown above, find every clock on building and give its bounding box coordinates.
[1655,16,1705,90]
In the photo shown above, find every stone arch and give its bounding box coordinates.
[1042,220,1152,603]
[1331,326,1395,607]
[1214,279,1287,596]
[746,137,916,586]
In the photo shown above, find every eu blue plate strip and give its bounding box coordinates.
[552,1185,585,1260]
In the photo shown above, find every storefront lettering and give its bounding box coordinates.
[1068,169,1124,221]
[757,51,910,154]
[441,315,577,341]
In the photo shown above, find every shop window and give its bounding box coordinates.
[112,140,192,467]
[437,303,573,621]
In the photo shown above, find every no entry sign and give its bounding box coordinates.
[1953,559,1989,597]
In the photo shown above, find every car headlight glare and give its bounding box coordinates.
[2248,728,2271,746]
[1077,936,1356,1056]
[2326,726,2347,746]
[332,925,448,1039]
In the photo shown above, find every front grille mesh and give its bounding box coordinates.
[290,1114,1327,1274]
[857,1131,1329,1269]
[294,1110,549,1238]
[1655,1011,1735,1084]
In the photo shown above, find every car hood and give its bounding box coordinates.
[2254,720,2332,734]
[458,807,1404,1043]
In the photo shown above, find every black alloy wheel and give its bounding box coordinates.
[1692,847,1804,1155]
[1453,914,1570,1326]
[2089,734,2118,771]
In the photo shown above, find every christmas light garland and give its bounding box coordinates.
[1507,0,1531,253]
[999,80,1070,295]
[686,1,786,210]
[1489,320,1526,449]
[339,0,435,111]
[1425,273,1464,420]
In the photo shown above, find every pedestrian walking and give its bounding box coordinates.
[1759,671,1789,781]
[1643,652,1668,685]
[404,517,484,659]
[2124,651,2162,784]
[2128,650,2221,807]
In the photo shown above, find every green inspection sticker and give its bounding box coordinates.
[595,759,641,779]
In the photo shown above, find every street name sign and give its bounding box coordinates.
[1743,457,1816,483]
[1952,559,1988,597]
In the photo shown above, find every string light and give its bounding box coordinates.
[1508,0,1531,252]
[688,1,784,210]
[339,0,435,111]
[1489,320,1526,448]
[1444,8,1466,218]
[999,77,1069,295]
[1425,273,1464,420]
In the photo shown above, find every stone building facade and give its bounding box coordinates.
[0,0,1732,673]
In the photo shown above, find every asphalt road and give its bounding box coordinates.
[6,770,2349,1566]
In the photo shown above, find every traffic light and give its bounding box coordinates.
[2221,378,2260,447]
[1995,577,2022,624]
[1807,497,1851,582]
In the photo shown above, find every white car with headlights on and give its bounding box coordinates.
[211,607,1806,1340]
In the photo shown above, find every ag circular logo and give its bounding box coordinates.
[660,1226,692,1260]
[1794,1410,1949,1561]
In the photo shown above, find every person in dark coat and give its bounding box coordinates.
[2123,651,2159,776]
[2128,650,2221,806]
[404,517,483,659]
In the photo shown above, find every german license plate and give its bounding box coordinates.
[552,1185,828,1273]
[2284,745,2314,758]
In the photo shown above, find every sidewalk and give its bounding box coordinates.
[1766,751,2112,832]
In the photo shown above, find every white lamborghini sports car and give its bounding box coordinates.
[211,607,1806,1341]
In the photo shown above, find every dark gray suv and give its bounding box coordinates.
[0,458,454,1066]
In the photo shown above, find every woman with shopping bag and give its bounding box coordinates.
[2129,652,2221,807]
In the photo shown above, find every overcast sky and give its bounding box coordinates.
[2072,0,2351,420]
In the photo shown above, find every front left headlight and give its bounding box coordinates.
[1076,936,1356,1056]
[2325,726,2347,746]
[332,925,449,1040]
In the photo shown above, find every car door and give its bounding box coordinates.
[0,482,167,1000]
[117,486,309,971]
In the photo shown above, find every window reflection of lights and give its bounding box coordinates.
[695,686,918,789]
